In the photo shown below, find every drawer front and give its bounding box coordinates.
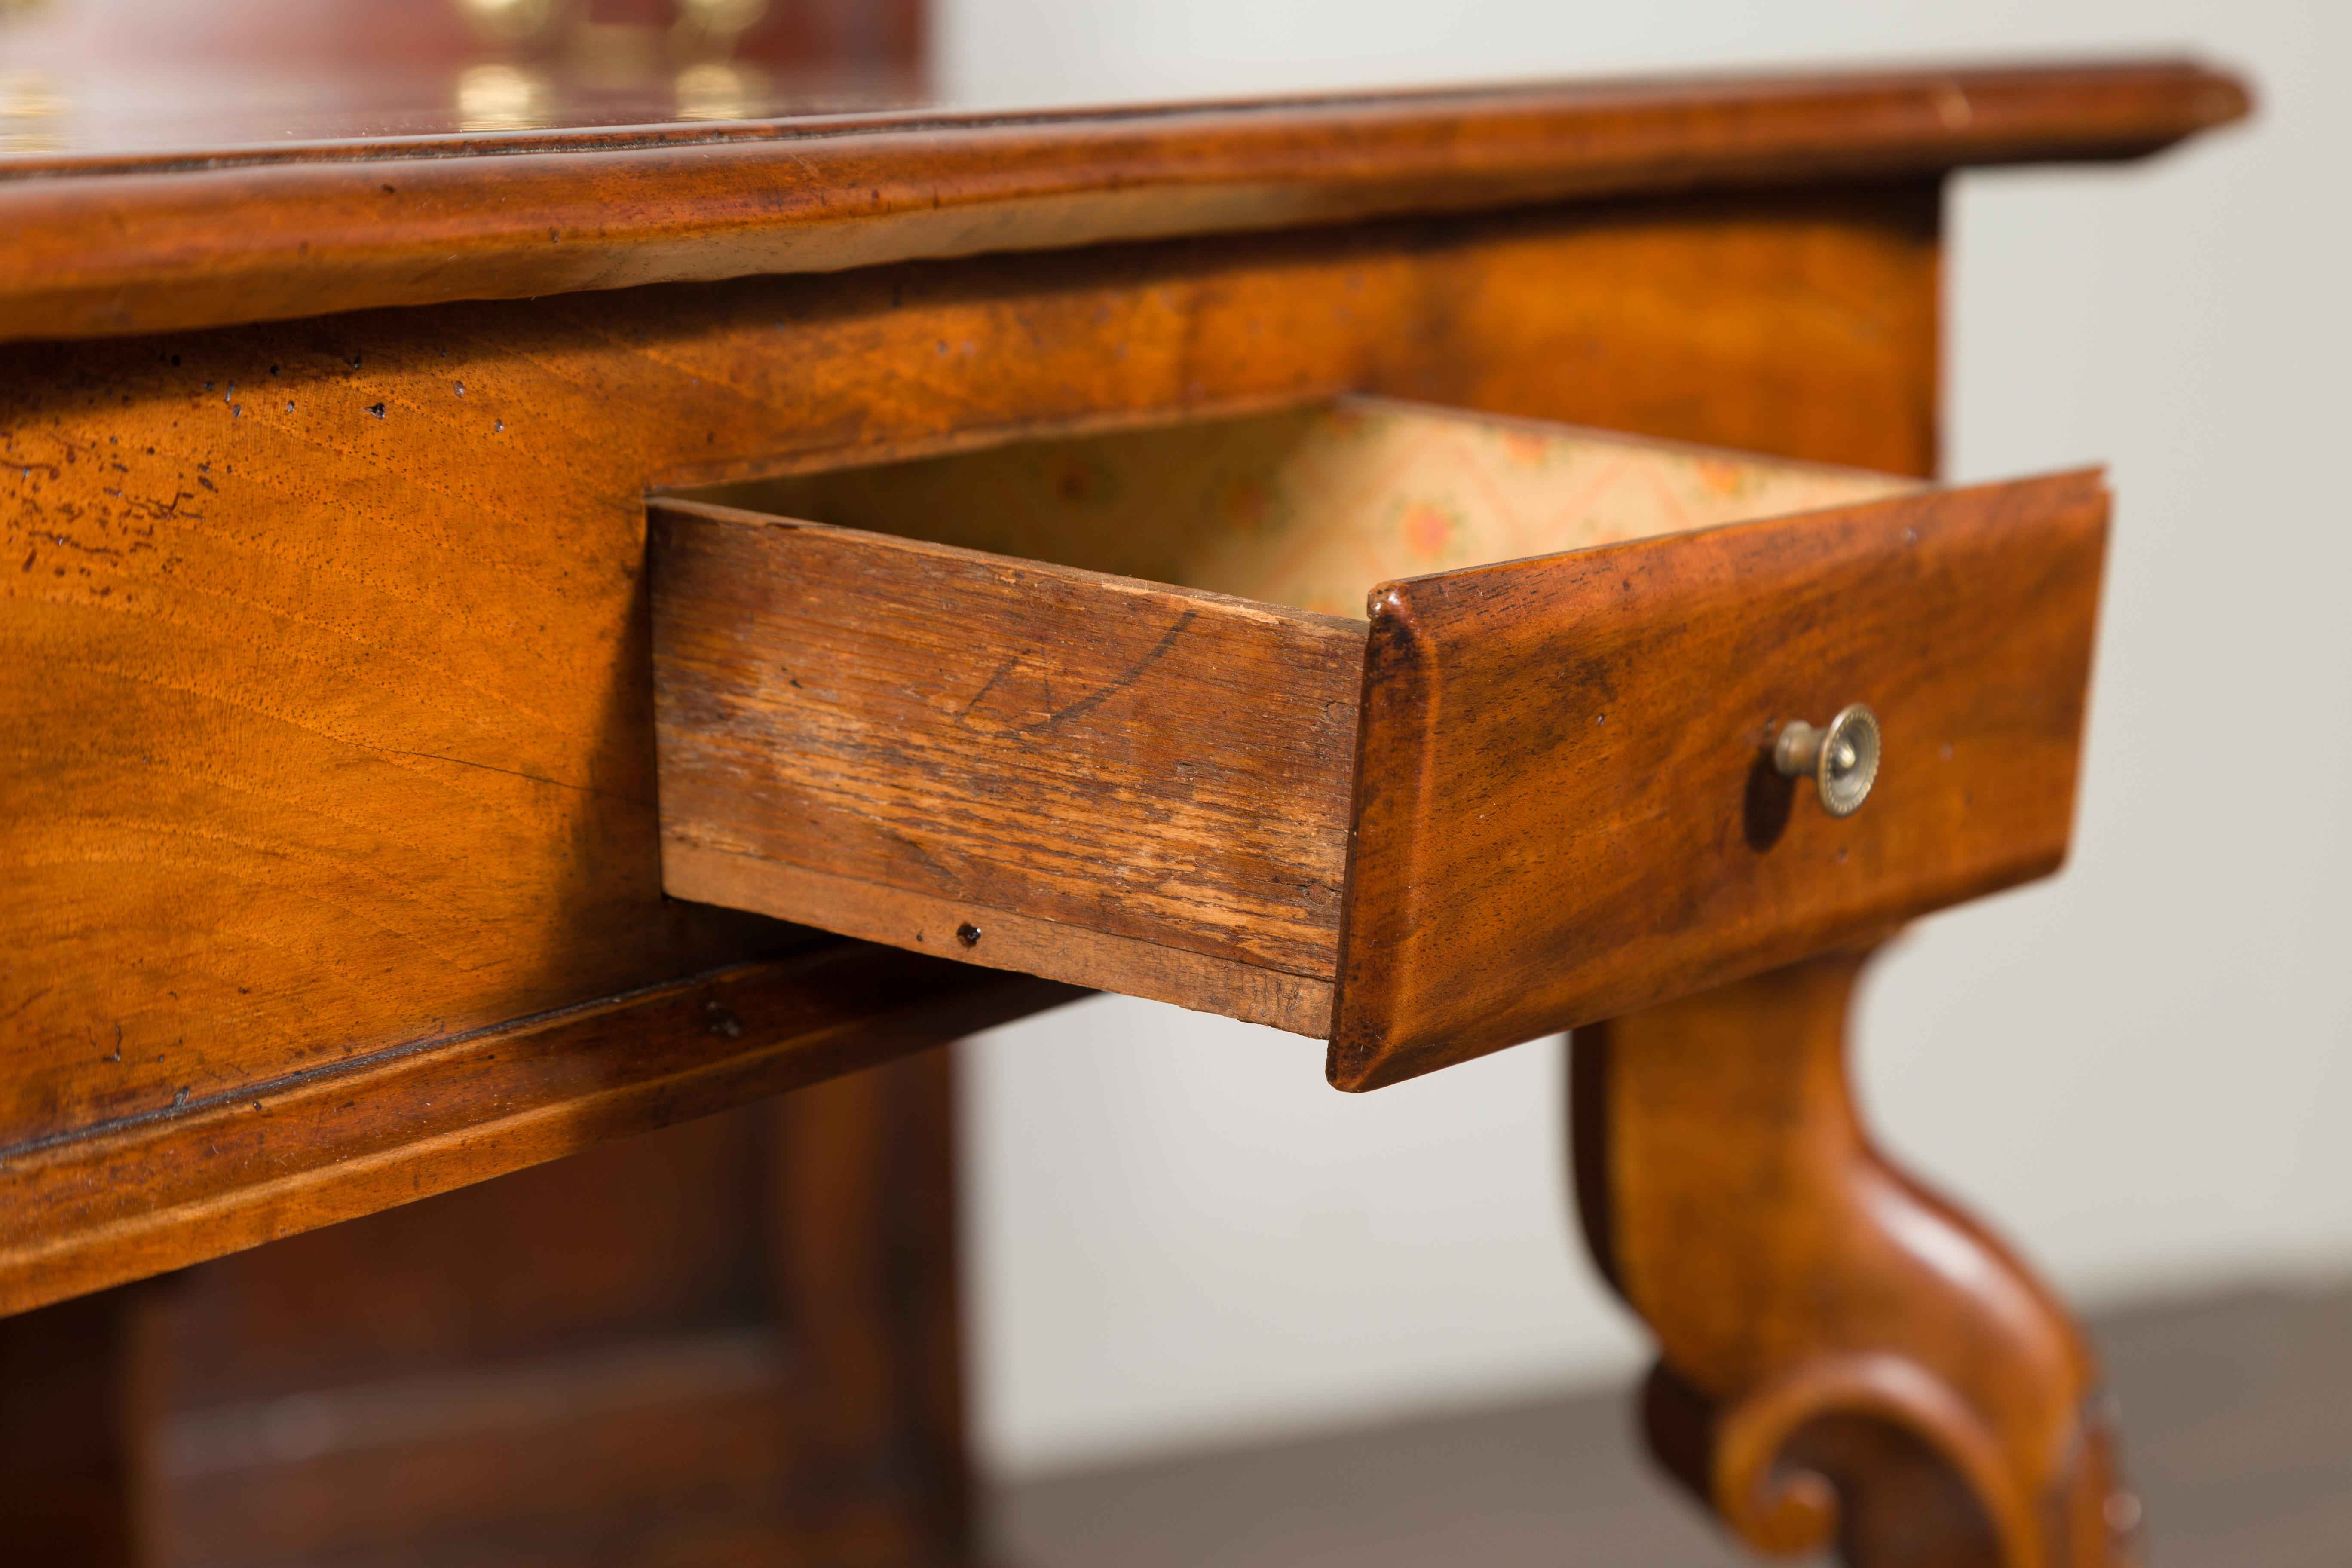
[1328,470,2109,1089]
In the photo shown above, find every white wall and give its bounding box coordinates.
[939,0,2352,1478]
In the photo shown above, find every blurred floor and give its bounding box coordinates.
[989,1283,2352,1568]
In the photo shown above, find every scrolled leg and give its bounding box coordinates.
[1571,948,2138,1568]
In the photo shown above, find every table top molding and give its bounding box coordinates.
[0,58,2246,345]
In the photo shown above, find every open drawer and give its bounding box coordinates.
[650,399,2108,1089]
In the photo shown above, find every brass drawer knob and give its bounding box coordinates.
[1773,704,1881,818]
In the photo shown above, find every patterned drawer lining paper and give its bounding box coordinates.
[704,399,1920,619]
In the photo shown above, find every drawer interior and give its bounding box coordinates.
[684,398,1920,616]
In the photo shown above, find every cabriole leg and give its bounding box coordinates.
[1571,949,2137,1568]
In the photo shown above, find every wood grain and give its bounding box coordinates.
[0,188,1943,1164]
[651,407,1932,1042]
[0,62,2244,346]
[664,845,1338,1038]
[0,61,2245,1567]
[658,427,2107,1080]
[1330,470,2110,1089]
[144,1053,974,1568]
[0,943,1076,1317]
[1574,949,2130,1567]
[651,500,1362,1027]
[0,177,1963,1328]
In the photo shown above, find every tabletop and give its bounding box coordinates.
[0,24,2248,1325]
[0,40,2245,345]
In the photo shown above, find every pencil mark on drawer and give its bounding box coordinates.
[1025,609,1197,733]
[955,609,1198,737]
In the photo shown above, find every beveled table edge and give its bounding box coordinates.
[0,58,2248,346]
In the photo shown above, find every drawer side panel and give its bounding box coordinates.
[652,502,1362,1023]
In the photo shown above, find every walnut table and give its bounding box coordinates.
[0,58,2245,1566]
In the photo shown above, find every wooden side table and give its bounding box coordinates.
[0,57,2245,1566]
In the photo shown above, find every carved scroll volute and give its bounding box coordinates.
[1571,949,2139,1568]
